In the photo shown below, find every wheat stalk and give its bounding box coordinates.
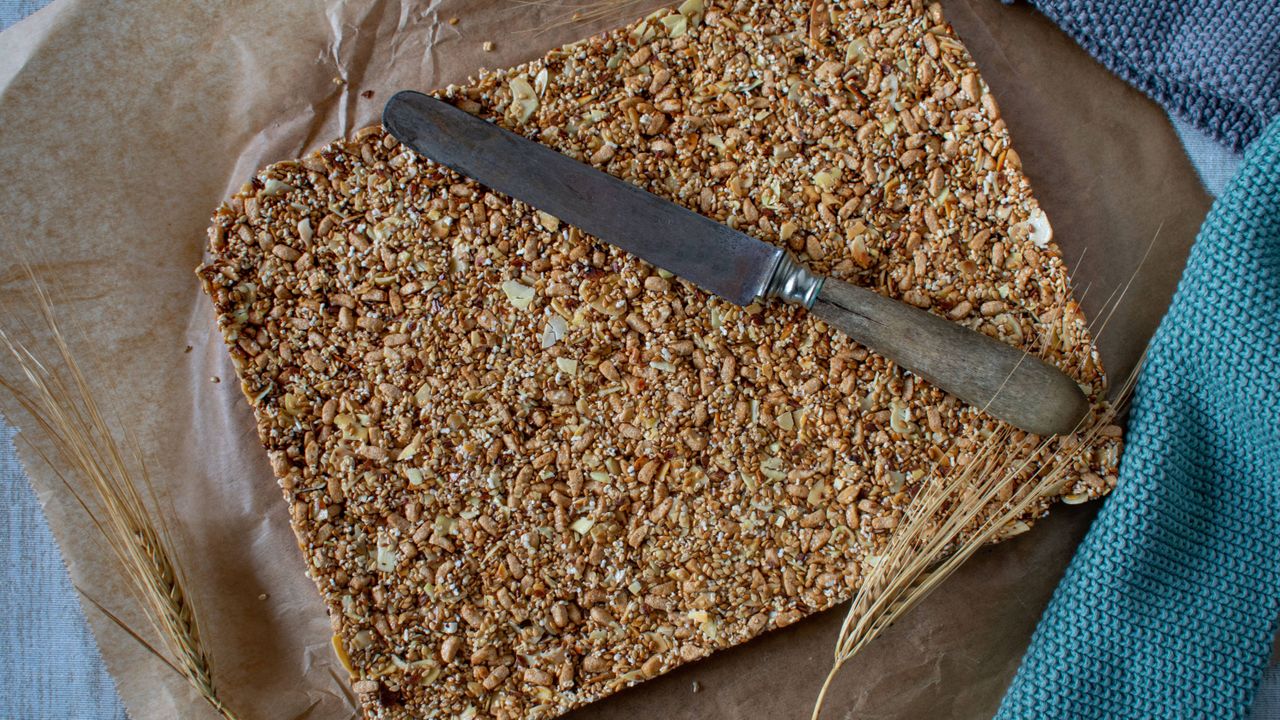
[810,381,1139,719]
[810,238,1154,718]
[0,278,238,720]
[512,0,656,36]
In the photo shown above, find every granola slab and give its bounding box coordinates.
[198,1,1121,718]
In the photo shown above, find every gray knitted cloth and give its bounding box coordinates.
[1023,0,1280,152]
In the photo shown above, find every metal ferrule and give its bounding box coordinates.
[764,253,824,308]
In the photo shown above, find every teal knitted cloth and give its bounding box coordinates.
[997,117,1280,718]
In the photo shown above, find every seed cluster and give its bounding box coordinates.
[198,1,1120,718]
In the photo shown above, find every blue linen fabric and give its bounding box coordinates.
[0,426,128,720]
[997,117,1280,719]
[1170,115,1244,198]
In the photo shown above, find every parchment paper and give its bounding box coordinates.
[0,0,1208,718]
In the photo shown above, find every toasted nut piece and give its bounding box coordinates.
[441,636,463,663]
[482,664,510,690]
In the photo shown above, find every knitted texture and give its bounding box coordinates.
[997,117,1280,719]
[1025,0,1280,153]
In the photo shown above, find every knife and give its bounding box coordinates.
[382,91,1089,436]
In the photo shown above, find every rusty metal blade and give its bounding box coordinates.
[382,91,783,306]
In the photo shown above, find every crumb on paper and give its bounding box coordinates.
[482,40,494,52]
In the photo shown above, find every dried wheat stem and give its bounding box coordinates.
[0,277,238,720]
[812,301,1144,720]
[512,0,653,36]
[811,356,1140,720]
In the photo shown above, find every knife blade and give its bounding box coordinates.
[382,90,1090,435]
[383,90,785,307]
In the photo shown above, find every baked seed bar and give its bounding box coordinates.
[198,1,1122,717]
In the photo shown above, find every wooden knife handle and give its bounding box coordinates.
[808,278,1089,436]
